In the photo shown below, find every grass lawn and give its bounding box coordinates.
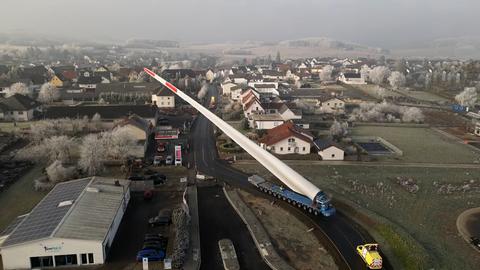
[234,163,480,270]
[0,122,31,133]
[351,126,480,164]
[0,164,48,232]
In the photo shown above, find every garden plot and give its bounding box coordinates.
[351,126,480,163]
[233,163,480,270]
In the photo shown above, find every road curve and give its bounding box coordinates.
[189,84,392,270]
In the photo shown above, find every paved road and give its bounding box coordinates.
[197,185,270,270]
[190,83,392,270]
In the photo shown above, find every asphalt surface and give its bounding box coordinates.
[189,83,392,270]
[197,185,270,270]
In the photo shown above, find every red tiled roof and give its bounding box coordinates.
[62,70,77,80]
[241,92,256,105]
[259,121,313,146]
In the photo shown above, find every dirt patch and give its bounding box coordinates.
[237,190,337,270]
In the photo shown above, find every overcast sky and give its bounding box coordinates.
[1,0,479,48]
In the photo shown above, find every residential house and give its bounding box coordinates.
[243,97,264,117]
[475,122,480,137]
[239,88,260,104]
[77,71,102,90]
[262,70,285,80]
[317,97,345,114]
[0,94,41,121]
[230,85,243,101]
[250,83,279,97]
[115,114,152,158]
[249,113,284,130]
[259,121,313,155]
[162,69,196,80]
[152,87,175,108]
[221,82,237,96]
[338,72,366,85]
[314,139,345,160]
[279,104,302,121]
[49,74,66,88]
[229,74,248,85]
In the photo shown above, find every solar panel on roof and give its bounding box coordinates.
[2,178,91,247]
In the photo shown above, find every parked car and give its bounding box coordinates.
[165,155,173,165]
[148,209,172,227]
[136,249,165,262]
[153,156,163,166]
[128,175,145,181]
[144,233,164,241]
[148,174,167,185]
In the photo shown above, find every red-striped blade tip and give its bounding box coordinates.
[144,68,156,77]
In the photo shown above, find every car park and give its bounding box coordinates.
[153,156,163,166]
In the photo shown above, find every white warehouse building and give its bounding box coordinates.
[0,177,130,270]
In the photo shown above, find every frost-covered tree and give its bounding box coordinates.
[5,82,31,97]
[329,120,348,141]
[369,66,391,85]
[455,87,477,107]
[16,135,73,163]
[104,127,138,160]
[360,65,370,81]
[320,65,334,81]
[388,71,406,89]
[46,160,77,183]
[91,113,102,131]
[38,82,60,103]
[79,134,105,175]
[402,107,424,123]
[197,83,209,99]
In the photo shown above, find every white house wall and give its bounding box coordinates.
[319,146,344,160]
[269,137,311,155]
[1,238,104,269]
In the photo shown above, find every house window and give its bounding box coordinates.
[167,102,170,105]
[288,138,295,142]
[288,147,291,151]
[271,146,275,151]
[18,111,24,115]
[54,254,78,266]
[30,256,54,268]
[161,102,164,105]
[331,154,335,158]
[280,147,283,151]
[88,253,94,264]
[302,147,306,151]
[81,254,87,264]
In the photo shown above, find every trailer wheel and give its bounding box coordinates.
[282,196,286,201]
[308,208,312,213]
[268,191,272,195]
[292,201,296,206]
[287,199,291,203]
[314,210,319,216]
[303,205,307,210]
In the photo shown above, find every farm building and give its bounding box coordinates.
[314,139,345,160]
[0,177,130,270]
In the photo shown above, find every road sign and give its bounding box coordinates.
[142,257,148,270]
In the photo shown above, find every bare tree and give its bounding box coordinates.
[38,82,60,103]
[79,134,105,176]
[455,87,477,107]
[16,135,73,163]
[402,107,424,123]
[5,82,31,97]
[320,65,334,81]
[369,66,391,85]
[388,71,406,89]
[349,102,424,123]
[104,127,138,160]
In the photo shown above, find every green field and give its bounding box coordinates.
[351,126,480,164]
[0,165,48,231]
[234,163,480,270]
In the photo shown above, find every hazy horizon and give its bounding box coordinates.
[1,0,480,49]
